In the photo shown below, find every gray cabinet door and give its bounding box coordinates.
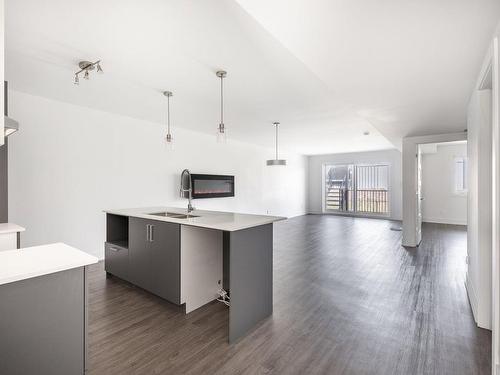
[150,221,180,304]
[128,217,152,290]
[105,242,129,280]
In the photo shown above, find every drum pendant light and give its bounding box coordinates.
[266,122,287,166]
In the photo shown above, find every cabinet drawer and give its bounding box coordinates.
[105,242,129,280]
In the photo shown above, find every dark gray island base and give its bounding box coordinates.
[104,207,284,343]
[228,224,273,342]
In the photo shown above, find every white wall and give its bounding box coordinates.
[7,90,308,258]
[307,149,402,220]
[421,143,468,225]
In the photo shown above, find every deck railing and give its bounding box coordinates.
[356,189,389,214]
[326,188,388,214]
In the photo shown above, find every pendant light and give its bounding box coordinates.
[267,122,287,166]
[163,91,174,147]
[216,70,227,143]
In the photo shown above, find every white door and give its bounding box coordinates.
[416,146,423,245]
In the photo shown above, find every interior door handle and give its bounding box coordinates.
[150,225,154,242]
[146,224,150,242]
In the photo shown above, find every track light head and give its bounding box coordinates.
[74,74,79,85]
[96,63,103,73]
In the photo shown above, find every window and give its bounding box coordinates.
[324,163,390,215]
[454,157,468,194]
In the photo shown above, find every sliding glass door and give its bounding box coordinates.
[324,163,390,215]
[325,165,355,212]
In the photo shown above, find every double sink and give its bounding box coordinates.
[148,211,199,220]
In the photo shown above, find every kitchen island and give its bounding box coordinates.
[103,207,285,343]
[0,243,98,375]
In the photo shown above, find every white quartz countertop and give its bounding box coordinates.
[0,243,98,286]
[104,207,286,232]
[0,223,26,234]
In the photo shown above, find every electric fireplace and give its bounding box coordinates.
[191,174,235,199]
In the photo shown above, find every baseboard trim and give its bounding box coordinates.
[465,274,479,324]
[309,211,402,221]
[423,217,467,226]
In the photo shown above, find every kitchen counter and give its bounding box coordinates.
[0,242,97,374]
[0,242,98,285]
[103,206,286,231]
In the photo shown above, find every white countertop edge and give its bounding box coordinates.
[0,223,26,234]
[0,243,98,286]
[103,207,286,232]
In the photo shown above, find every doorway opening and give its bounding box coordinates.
[417,141,468,228]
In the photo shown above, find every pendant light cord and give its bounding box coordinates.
[273,122,280,159]
[220,75,224,126]
[167,95,171,134]
[275,123,278,159]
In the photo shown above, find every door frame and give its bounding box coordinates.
[474,35,500,375]
[402,132,468,247]
[416,145,423,245]
[490,36,500,375]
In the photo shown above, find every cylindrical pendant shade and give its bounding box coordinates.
[266,159,287,166]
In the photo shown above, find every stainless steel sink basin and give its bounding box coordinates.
[148,212,199,219]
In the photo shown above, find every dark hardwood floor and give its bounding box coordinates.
[87,215,491,375]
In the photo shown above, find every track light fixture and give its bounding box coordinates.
[74,60,103,85]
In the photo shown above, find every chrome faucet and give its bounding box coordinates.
[180,169,194,213]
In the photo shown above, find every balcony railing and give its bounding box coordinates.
[326,188,389,214]
[356,189,389,214]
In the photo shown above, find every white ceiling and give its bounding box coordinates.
[5,0,500,155]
